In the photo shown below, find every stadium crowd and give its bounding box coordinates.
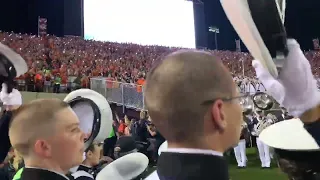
[2,31,320,93]
[0,31,260,92]
[1,30,320,180]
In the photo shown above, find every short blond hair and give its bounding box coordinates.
[9,98,69,156]
[145,50,234,142]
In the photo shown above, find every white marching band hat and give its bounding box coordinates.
[0,43,27,105]
[259,118,320,150]
[0,43,28,77]
[158,141,168,156]
[96,152,149,180]
[220,0,288,78]
[65,89,113,173]
[64,89,113,151]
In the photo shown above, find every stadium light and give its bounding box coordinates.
[209,26,220,50]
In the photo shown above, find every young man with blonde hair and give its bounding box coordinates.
[9,98,85,180]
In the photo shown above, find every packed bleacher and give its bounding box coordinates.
[2,31,320,91]
[2,31,320,94]
[0,31,255,91]
[1,30,320,180]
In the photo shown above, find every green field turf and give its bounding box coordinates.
[228,148,287,180]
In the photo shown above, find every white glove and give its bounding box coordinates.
[251,132,257,136]
[252,39,320,117]
[0,83,22,106]
[252,124,258,136]
[266,119,273,124]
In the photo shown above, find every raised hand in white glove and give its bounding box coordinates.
[252,39,320,117]
[0,83,22,108]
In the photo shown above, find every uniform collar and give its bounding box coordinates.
[25,166,69,180]
[77,164,92,172]
[164,148,223,157]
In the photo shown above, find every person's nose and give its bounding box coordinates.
[80,130,86,142]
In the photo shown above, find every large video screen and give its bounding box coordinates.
[84,0,196,48]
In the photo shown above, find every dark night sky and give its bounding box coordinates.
[203,0,320,51]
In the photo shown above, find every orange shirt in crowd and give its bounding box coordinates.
[106,77,114,88]
[92,70,99,76]
[35,73,42,82]
[61,75,68,84]
[136,78,145,92]
[118,123,126,134]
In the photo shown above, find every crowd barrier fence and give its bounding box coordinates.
[13,78,275,114]
[90,78,145,111]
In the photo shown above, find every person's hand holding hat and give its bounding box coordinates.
[252,39,320,121]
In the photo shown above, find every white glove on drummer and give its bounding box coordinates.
[0,83,22,106]
[252,39,320,117]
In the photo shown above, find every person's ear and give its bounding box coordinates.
[34,140,51,157]
[211,100,227,131]
[86,151,93,158]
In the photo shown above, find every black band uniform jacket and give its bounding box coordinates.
[145,149,229,180]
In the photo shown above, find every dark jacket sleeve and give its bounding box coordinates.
[0,111,12,163]
[304,120,320,147]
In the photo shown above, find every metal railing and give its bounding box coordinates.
[90,78,269,111]
[90,78,145,111]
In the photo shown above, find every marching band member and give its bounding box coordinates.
[0,43,28,163]
[252,39,320,179]
[254,115,272,168]
[9,98,86,180]
[260,119,320,180]
[5,88,113,180]
[144,50,243,180]
[247,110,260,150]
[0,86,22,163]
[71,143,102,180]
[233,120,248,168]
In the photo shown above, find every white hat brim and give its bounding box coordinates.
[0,43,28,77]
[259,118,320,150]
[220,0,278,77]
[64,89,113,144]
[96,152,149,180]
[158,141,168,155]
